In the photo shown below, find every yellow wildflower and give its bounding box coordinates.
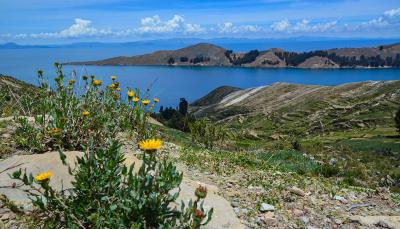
[139,139,162,151]
[108,83,116,90]
[111,75,117,80]
[82,111,90,117]
[116,87,121,91]
[68,79,76,85]
[142,99,150,106]
[92,79,102,86]
[48,127,61,135]
[35,171,52,182]
[153,98,160,103]
[132,97,139,103]
[127,90,135,98]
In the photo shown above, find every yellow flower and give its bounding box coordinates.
[142,99,150,106]
[153,98,160,103]
[127,90,135,98]
[35,171,52,182]
[116,87,121,91]
[82,111,90,117]
[48,127,61,135]
[111,75,117,80]
[132,97,139,103]
[92,79,102,86]
[108,84,116,90]
[139,139,162,151]
[68,79,76,85]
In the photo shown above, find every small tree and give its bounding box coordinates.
[395,108,400,135]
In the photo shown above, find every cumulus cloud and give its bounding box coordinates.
[137,15,204,34]
[28,18,113,38]
[361,8,400,28]
[270,19,337,33]
[218,22,261,33]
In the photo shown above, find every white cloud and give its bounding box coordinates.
[361,8,400,28]
[270,20,290,32]
[218,22,261,33]
[137,15,204,34]
[270,19,337,33]
[29,18,113,38]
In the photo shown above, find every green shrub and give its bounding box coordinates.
[319,164,340,178]
[12,140,213,228]
[14,63,156,152]
[189,119,227,150]
[395,108,400,135]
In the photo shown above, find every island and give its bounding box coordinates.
[65,42,400,69]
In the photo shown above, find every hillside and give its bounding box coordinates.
[190,80,400,135]
[66,42,400,68]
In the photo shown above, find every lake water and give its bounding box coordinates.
[1,46,400,108]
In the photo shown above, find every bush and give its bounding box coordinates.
[319,164,340,178]
[14,63,156,152]
[395,108,400,135]
[189,119,227,150]
[12,140,213,228]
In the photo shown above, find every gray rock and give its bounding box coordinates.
[306,225,318,229]
[329,158,337,166]
[233,207,240,214]
[287,186,305,196]
[231,200,240,208]
[259,203,275,212]
[300,216,310,224]
[0,213,9,220]
[333,195,348,204]
[377,220,390,228]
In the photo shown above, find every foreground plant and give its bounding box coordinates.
[12,138,212,228]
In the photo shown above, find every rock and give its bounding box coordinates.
[287,186,305,197]
[333,195,348,204]
[0,220,4,229]
[233,207,240,215]
[0,214,9,221]
[328,158,337,166]
[378,220,390,228]
[293,209,303,216]
[231,200,240,208]
[0,209,9,214]
[300,216,310,224]
[1,133,11,139]
[350,215,400,229]
[306,225,318,229]
[259,203,275,212]
[334,218,343,225]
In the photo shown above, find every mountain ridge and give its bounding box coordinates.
[65,42,400,68]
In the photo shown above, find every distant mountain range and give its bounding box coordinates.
[2,37,400,52]
[65,42,400,69]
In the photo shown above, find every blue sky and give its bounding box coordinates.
[1,0,399,44]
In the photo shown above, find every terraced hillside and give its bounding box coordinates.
[190,81,400,137]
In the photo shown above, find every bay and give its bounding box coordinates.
[1,47,400,108]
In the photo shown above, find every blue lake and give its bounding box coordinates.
[1,47,400,107]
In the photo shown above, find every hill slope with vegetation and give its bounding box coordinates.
[66,42,400,68]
